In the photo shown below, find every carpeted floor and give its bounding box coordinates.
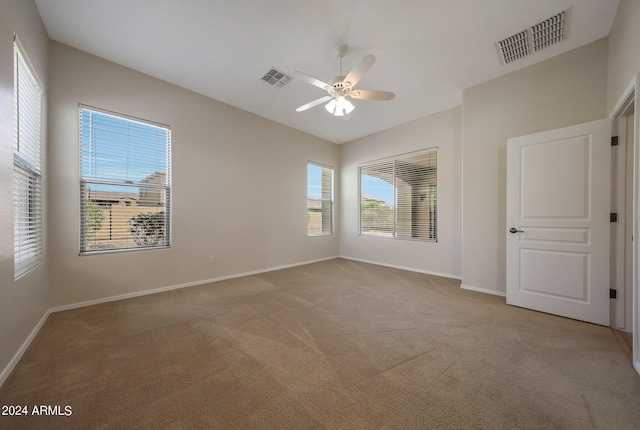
[1,258,639,429]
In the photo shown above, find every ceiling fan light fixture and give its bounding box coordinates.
[326,96,354,116]
[325,98,337,114]
[338,96,355,114]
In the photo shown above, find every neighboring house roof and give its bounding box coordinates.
[141,172,167,184]
[87,190,137,204]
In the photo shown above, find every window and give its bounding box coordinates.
[13,37,43,278]
[79,106,171,254]
[359,149,437,241]
[307,162,333,236]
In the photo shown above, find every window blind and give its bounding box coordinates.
[13,38,43,278]
[79,106,171,254]
[307,163,334,236]
[359,149,437,241]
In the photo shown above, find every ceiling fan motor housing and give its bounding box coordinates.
[328,76,351,96]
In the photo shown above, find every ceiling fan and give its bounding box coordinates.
[295,45,395,117]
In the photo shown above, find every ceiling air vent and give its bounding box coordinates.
[498,30,530,64]
[261,67,292,88]
[531,11,565,52]
[497,10,567,65]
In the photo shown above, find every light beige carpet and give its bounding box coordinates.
[1,258,639,429]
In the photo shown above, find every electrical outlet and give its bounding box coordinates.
[208,256,215,265]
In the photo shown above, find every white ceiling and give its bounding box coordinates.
[34,0,620,144]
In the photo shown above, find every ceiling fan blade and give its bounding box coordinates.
[344,54,375,87]
[296,95,332,112]
[350,89,395,101]
[294,71,331,90]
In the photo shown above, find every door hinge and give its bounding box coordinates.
[611,136,619,146]
[610,289,617,299]
[610,213,618,222]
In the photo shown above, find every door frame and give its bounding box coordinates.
[610,72,640,375]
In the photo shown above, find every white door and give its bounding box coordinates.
[506,119,611,325]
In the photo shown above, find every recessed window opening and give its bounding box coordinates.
[359,149,437,241]
[307,162,334,236]
[13,35,43,278]
[79,106,171,254]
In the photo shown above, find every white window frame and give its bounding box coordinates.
[358,148,437,242]
[13,35,43,279]
[307,162,334,236]
[79,105,171,254]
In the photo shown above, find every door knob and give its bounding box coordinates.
[509,227,524,233]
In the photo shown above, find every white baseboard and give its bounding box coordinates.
[50,256,340,313]
[338,255,462,280]
[0,309,51,387]
[461,284,507,297]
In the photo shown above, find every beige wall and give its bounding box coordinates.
[607,0,640,114]
[461,38,608,294]
[339,106,462,278]
[47,42,339,307]
[0,0,50,382]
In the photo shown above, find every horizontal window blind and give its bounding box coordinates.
[307,163,334,236]
[395,151,437,239]
[79,106,171,254]
[13,38,43,278]
[359,149,437,241]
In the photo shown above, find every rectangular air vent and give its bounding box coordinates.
[497,10,566,65]
[498,30,530,64]
[531,11,565,52]
[261,67,292,88]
